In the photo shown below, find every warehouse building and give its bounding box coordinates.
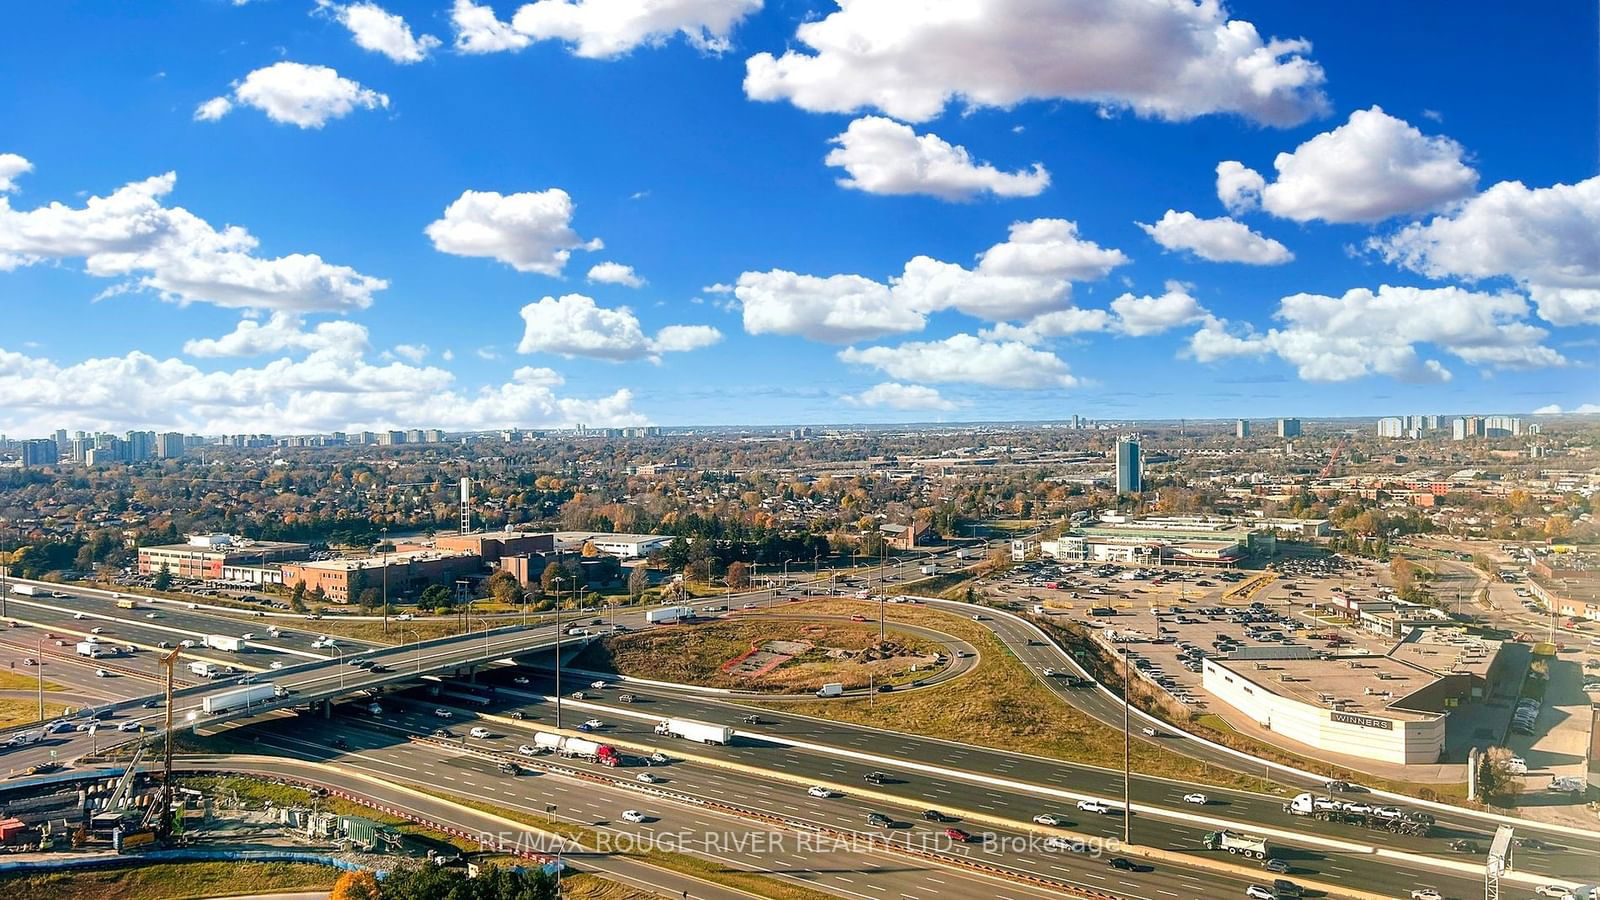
[279,550,482,603]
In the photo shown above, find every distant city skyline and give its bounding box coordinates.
[1,4,1595,434]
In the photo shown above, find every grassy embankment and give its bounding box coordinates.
[0,671,64,692]
[0,861,337,900]
[574,619,944,692]
[0,698,69,729]
[615,598,1277,792]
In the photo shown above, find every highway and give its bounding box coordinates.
[239,709,1267,900]
[460,670,1593,889]
[3,567,1596,896]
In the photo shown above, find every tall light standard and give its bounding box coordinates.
[1,522,9,618]
[380,527,389,636]
[552,575,566,729]
[1120,646,1131,845]
[403,628,422,674]
[35,635,44,722]
[329,644,345,689]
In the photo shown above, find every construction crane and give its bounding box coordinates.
[1320,441,1344,478]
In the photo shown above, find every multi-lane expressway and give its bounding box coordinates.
[2,572,1596,898]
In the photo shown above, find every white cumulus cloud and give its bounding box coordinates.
[1187,284,1567,383]
[183,313,371,357]
[744,0,1327,126]
[1372,175,1600,326]
[1215,160,1264,215]
[451,0,531,52]
[198,62,389,129]
[319,1,441,63]
[451,0,759,58]
[1138,210,1291,265]
[1219,106,1478,224]
[824,116,1049,201]
[1110,284,1213,335]
[517,293,721,361]
[0,154,31,193]
[0,344,646,435]
[1533,403,1600,415]
[845,382,956,411]
[734,218,1127,342]
[839,333,1080,389]
[0,159,386,312]
[425,188,602,275]
[587,261,645,287]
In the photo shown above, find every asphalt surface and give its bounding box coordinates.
[424,675,1550,898]
[243,710,1260,900]
[3,562,1595,898]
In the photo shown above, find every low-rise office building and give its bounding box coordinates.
[431,530,555,562]
[137,534,310,579]
[551,532,674,558]
[279,550,482,603]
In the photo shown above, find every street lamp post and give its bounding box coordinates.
[35,635,44,722]
[1120,646,1131,845]
[403,628,422,674]
[381,527,389,636]
[329,644,345,689]
[552,576,566,729]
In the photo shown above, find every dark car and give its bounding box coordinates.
[866,813,892,827]
[864,772,889,785]
[921,809,949,822]
[1108,857,1135,871]
[1272,879,1301,896]
[1449,839,1478,853]
[1262,858,1290,874]
[877,684,894,693]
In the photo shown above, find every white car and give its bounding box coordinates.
[269,661,283,670]
[469,727,491,739]
[1076,799,1113,814]
[1534,887,1573,899]
[240,632,255,640]
[395,613,414,621]
[807,786,832,798]
[433,708,453,719]
[74,613,87,620]
[1409,890,1444,900]
[179,640,195,648]
[116,720,139,732]
[518,744,538,756]
[1183,793,1208,805]
[1041,668,1056,677]
[636,773,659,784]
[590,680,607,689]
[145,612,159,619]
[620,809,646,823]
[1246,887,1275,900]
[1031,813,1063,826]
[95,668,110,678]
[583,718,604,729]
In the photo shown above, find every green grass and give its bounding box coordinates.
[0,698,68,729]
[575,618,943,692]
[0,861,337,900]
[747,600,1274,793]
[0,671,63,692]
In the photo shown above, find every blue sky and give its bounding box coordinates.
[1,0,1596,434]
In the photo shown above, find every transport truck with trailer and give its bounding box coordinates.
[645,606,695,625]
[202,683,285,714]
[1202,830,1274,860]
[203,634,244,652]
[531,731,621,766]
[654,718,734,745]
[1283,793,1433,835]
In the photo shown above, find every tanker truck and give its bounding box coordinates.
[532,731,621,766]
